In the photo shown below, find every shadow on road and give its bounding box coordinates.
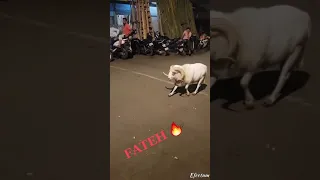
[210,70,310,109]
[165,84,207,96]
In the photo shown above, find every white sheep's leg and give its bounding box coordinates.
[168,85,178,97]
[264,46,302,106]
[185,84,190,96]
[240,72,255,109]
[193,77,205,95]
[210,77,217,88]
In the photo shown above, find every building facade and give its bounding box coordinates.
[110,1,159,32]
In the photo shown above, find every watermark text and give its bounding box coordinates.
[190,173,210,179]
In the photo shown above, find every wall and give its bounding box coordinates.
[151,16,159,32]
[110,3,158,28]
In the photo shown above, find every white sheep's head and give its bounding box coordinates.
[210,12,240,78]
[210,12,240,63]
[163,65,185,83]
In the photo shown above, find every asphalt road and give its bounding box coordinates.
[110,53,210,180]
[0,1,109,180]
[211,1,320,180]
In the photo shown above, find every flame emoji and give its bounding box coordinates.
[171,122,182,136]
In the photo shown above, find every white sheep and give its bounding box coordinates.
[163,63,207,96]
[110,27,120,38]
[210,5,311,108]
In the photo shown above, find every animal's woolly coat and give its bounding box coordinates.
[210,5,311,107]
[210,5,311,73]
[175,63,207,84]
[163,63,207,96]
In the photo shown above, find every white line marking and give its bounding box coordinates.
[67,31,108,43]
[110,65,209,96]
[0,12,108,43]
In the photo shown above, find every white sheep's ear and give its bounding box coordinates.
[175,70,183,76]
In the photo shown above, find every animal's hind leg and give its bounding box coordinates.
[240,72,255,109]
[185,84,190,96]
[193,76,205,95]
[264,46,303,106]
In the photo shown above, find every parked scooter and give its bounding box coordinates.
[175,39,193,56]
[111,32,134,60]
[131,31,155,56]
[166,38,180,52]
[153,31,170,56]
[197,33,210,51]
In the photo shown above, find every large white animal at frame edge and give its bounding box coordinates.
[110,27,126,47]
[163,63,207,97]
[210,5,311,108]
[110,27,121,38]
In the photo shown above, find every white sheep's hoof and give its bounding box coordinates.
[192,92,197,95]
[168,93,174,97]
[263,96,276,107]
[243,100,255,110]
[186,92,190,96]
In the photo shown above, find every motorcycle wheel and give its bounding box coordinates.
[135,45,141,55]
[197,44,202,51]
[146,48,154,56]
[159,50,166,56]
[180,50,186,56]
[120,49,129,59]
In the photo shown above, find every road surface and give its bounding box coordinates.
[0,1,110,180]
[110,53,210,180]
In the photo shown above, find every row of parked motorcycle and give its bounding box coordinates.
[110,30,210,61]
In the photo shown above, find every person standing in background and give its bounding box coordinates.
[182,27,192,40]
[181,27,192,55]
[122,18,131,38]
